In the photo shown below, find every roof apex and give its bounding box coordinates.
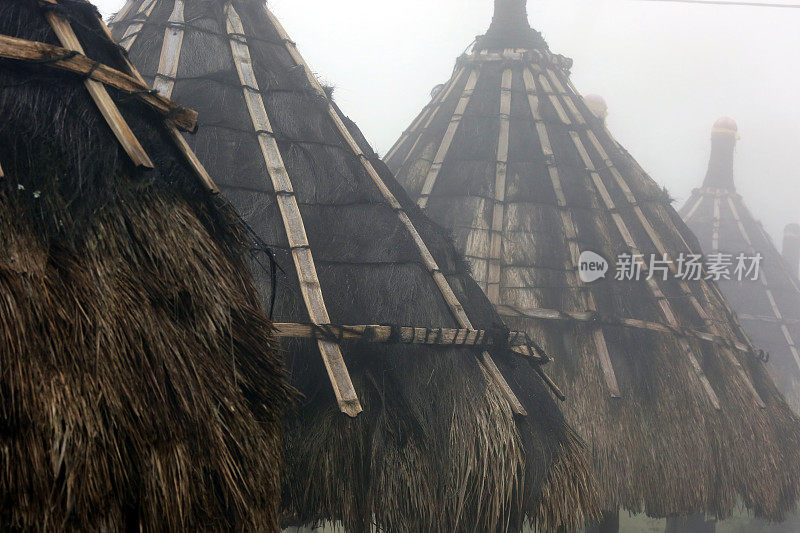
[476,0,547,51]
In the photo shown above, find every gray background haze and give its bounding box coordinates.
[95,0,799,247]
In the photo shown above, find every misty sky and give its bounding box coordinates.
[96,0,799,246]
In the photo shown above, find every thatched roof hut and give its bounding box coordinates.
[681,118,800,412]
[386,0,800,526]
[0,0,293,530]
[110,0,598,530]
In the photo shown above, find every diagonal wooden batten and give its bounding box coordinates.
[152,0,184,98]
[0,161,4,179]
[0,34,197,132]
[486,67,513,305]
[385,67,466,163]
[681,192,705,220]
[42,9,153,169]
[726,196,800,373]
[522,67,621,398]
[225,3,361,417]
[75,1,218,193]
[544,72,724,410]
[116,0,157,52]
[417,69,481,209]
[109,0,137,24]
[551,65,765,408]
[264,6,527,415]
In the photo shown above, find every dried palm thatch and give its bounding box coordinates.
[387,0,800,525]
[681,119,800,413]
[111,0,600,530]
[0,0,293,529]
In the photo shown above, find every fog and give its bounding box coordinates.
[95,0,799,244]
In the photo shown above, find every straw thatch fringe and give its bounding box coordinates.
[0,0,293,529]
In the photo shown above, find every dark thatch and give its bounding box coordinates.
[386,0,800,524]
[0,0,292,529]
[681,119,800,412]
[112,0,600,530]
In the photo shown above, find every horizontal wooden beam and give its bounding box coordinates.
[273,322,548,361]
[0,33,197,132]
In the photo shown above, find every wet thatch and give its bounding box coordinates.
[0,0,292,529]
[387,0,800,523]
[111,0,599,530]
[681,119,800,412]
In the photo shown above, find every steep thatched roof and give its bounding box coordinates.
[111,0,599,530]
[0,0,292,529]
[681,119,800,412]
[386,0,800,521]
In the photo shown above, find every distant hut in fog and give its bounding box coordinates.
[111,0,598,530]
[681,118,800,411]
[0,0,292,529]
[387,0,800,529]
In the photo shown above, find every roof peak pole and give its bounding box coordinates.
[477,0,546,51]
[703,117,738,190]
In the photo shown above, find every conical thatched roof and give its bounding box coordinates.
[111,0,598,530]
[0,0,293,529]
[681,119,800,412]
[387,0,800,521]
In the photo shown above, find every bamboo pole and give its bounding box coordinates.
[417,68,480,209]
[42,9,153,169]
[486,67,513,304]
[116,0,157,52]
[152,0,184,98]
[522,67,622,398]
[263,5,527,415]
[225,3,361,417]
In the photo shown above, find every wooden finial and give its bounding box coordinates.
[703,117,738,190]
[477,0,545,51]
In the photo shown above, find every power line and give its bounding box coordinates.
[639,0,800,8]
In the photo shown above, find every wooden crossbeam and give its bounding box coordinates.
[263,4,528,416]
[225,3,361,417]
[0,34,197,132]
[40,8,153,169]
[522,67,622,399]
[72,0,218,194]
[274,323,548,359]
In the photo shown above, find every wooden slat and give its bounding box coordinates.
[726,196,800,373]
[417,68,480,209]
[225,3,361,417]
[263,5,527,416]
[109,0,137,24]
[549,75,727,409]
[42,10,153,169]
[522,68,622,398]
[153,0,185,98]
[486,67,513,304]
[117,0,157,52]
[681,193,705,220]
[0,34,197,132]
[385,67,465,162]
